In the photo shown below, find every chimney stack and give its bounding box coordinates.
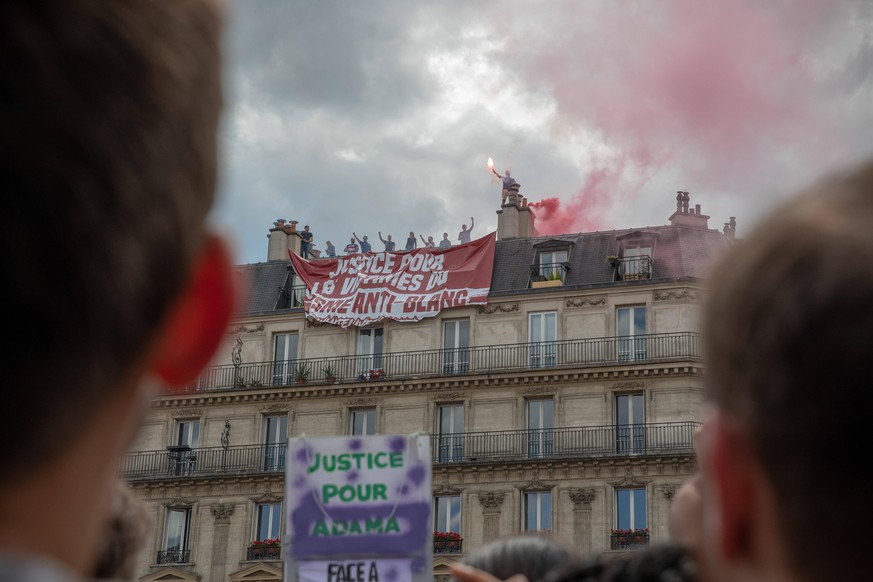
[267,218,302,261]
[668,191,710,228]
[497,191,535,239]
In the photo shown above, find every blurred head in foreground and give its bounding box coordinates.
[698,159,873,582]
[456,534,576,582]
[1,0,233,575]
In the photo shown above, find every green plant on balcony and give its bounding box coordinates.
[322,364,337,383]
[294,363,311,384]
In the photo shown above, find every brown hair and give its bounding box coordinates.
[703,159,873,581]
[1,0,222,474]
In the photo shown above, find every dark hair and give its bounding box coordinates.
[703,159,873,581]
[1,0,222,475]
[458,534,575,582]
[549,545,696,582]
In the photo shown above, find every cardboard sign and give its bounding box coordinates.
[285,435,432,582]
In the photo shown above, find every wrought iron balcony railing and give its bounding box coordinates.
[119,422,698,480]
[433,539,463,554]
[247,544,282,560]
[170,332,700,393]
[616,255,652,281]
[610,532,650,550]
[156,549,191,564]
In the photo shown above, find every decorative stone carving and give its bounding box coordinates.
[260,404,291,413]
[345,397,377,406]
[611,381,648,392]
[608,475,651,487]
[172,408,202,417]
[433,483,464,496]
[431,392,467,402]
[162,496,195,508]
[565,296,607,308]
[662,485,678,502]
[520,478,554,492]
[569,488,596,507]
[478,492,505,510]
[305,318,333,328]
[229,324,264,334]
[654,288,700,302]
[210,503,234,522]
[477,303,519,315]
[250,491,284,504]
[522,386,554,396]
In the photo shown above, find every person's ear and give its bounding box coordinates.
[703,414,756,560]
[151,234,237,386]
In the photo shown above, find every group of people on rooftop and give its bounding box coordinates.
[301,217,476,258]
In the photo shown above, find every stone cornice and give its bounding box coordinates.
[152,364,703,408]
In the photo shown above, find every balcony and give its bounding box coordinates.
[120,422,697,480]
[610,531,649,550]
[156,549,191,564]
[433,539,463,554]
[616,255,652,281]
[530,262,567,288]
[171,332,701,393]
[247,544,282,561]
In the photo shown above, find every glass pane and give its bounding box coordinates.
[616,489,631,530]
[616,395,629,426]
[439,406,451,435]
[452,405,464,433]
[542,400,554,429]
[434,498,447,530]
[528,401,541,430]
[165,509,187,551]
[443,321,456,350]
[449,496,461,533]
[631,394,644,425]
[530,314,541,343]
[541,493,552,530]
[373,328,383,354]
[634,308,646,335]
[545,313,557,342]
[458,320,470,349]
[274,335,286,361]
[366,410,376,434]
[353,412,364,435]
[634,489,647,529]
[526,494,538,530]
[358,330,371,355]
[617,308,630,336]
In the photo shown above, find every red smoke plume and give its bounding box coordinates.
[508,0,843,236]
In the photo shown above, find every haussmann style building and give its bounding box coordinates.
[121,188,737,582]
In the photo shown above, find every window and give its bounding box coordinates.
[263,414,288,471]
[615,488,647,530]
[169,419,199,476]
[433,495,462,553]
[249,502,283,560]
[615,393,645,453]
[437,403,464,462]
[538,249,568,281]
[159,507,191,564]
[357,328,384,374]
[616,306,646,361]
[526,399,554,458]
[443,319,470,374]
[272,332,299,385]
[350,408,376,435]
[255,502,282,541]
[529,312,557,368]
[524,491,552,531]
[621,246,652,280]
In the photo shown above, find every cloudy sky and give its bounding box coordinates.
[213,0,873,265]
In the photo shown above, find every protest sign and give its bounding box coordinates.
[288,233,496,328]
[285,435,432,582]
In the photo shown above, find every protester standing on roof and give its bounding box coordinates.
[378,232,396,252]
[459,217,475,244]
[343,237,359,254]
[353,232,371,253]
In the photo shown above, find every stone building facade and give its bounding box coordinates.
[122,193,732,582]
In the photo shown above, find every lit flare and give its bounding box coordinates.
[487,157,494,171]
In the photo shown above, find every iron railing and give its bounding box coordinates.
[156,549,191,564]
[617,256,652,281]
[433,540,463,554]
[120,443,287,479]
[120,422,697,480]
[610,532,650,550]
[247,545,282,560]
[536,262,567,282]
[172,332,701,393]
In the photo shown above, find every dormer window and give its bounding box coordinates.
[613,231,658,282]
[531,239,573,288]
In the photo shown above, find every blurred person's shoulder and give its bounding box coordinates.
[0,552,83,582]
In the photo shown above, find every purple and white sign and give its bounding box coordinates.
[285,435,432,582]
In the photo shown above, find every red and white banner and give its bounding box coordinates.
[289,233,496,328]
